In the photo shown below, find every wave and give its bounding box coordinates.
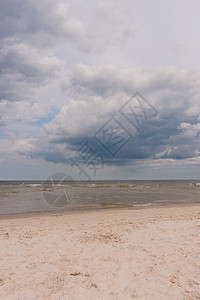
[25,184,42,187]
[132,203,156,207]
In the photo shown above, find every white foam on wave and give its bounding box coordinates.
[26,184,42,187]
[132,203,156,207]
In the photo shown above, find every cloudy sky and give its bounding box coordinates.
[1,0,200,180]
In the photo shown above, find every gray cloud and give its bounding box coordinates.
[43,65,200,165]
[0,0,83,45]
[1,0,200,180]
[0,0,135,104]
[0,43,63,102]
[0,0,137,175]
[0,0,85,104]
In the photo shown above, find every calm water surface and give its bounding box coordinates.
[0,180,200,216]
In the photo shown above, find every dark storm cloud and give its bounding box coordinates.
[0,0,137,170]
[21,149,68,164]
[1,1,199,169]
[44,65,200,165]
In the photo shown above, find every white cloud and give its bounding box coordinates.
[0,133,37,161]
[179,122,200,138]
[74,0,136,52]
[0,98,58,125]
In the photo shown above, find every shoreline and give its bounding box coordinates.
[0,201,200,220]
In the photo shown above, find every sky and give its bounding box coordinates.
[1,0,200,180]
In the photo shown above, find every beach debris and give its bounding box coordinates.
[0,278,3,285]
[170,276,181,286]
[70,272,90,277]
[70,272,82,276]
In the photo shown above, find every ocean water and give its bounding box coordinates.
[0,180,200,216]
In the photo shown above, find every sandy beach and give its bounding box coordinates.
[0,205,200,300]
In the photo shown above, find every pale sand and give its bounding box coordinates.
[0,205,200,300]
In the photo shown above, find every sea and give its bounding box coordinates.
[0,180,200,216]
